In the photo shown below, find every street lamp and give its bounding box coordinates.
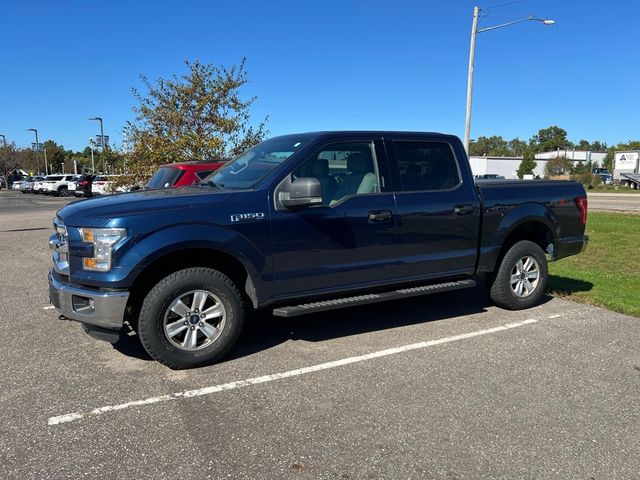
[463,6,555,154]
[26,128,41,174]
[89,116,105,172]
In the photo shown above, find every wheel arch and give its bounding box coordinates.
[126,246,258,329]
[486,203,558,274]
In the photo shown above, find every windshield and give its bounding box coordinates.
[202,136,309,189]
[147,167,185,189]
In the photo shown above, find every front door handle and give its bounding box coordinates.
[454,204,474,215]
[368,210,392,222]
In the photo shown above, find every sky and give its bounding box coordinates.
[1,0,639,152]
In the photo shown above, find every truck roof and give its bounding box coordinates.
[272,131,459,141]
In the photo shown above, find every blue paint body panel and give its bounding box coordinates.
[52,131,588,309]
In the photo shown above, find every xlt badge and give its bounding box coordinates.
[230,212,266,223]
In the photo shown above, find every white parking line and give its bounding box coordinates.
[48,318,539,426]
[43,306,55,310]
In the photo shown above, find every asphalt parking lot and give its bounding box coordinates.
[1,190,639,479]
[587,192,640,213]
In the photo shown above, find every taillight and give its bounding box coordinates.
[575,196,588,225]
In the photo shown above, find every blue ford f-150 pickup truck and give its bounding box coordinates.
[49,131,588,368]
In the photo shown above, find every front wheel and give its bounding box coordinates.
[488,240,548,310]
[137,267,245,369]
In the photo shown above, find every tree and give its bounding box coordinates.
[508,137,527,157]
[0,142,20,183]
[530,126,572,152]
[517,149,537,179]
[124,58,268,182]
[43,140,66,173]
[469,135,510,157]
[544,156,573,177]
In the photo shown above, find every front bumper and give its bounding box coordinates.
[48,271,129,330]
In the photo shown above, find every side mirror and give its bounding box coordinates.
[282,177,323,208]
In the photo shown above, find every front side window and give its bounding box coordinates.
[293,142,380,205]
[394,141,460,192]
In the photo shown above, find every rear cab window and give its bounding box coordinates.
[147,167,185,189]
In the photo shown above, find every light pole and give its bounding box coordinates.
[0,134,6,187]
[89,138,96,173]
[463,6,555,154]
[26,128,41,174]
[89,117,105,173]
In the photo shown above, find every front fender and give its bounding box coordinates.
[70,223,266,289]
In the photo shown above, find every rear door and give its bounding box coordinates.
[385,136,481,279]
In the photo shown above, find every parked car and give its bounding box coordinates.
[91,175,130,195]
[39,175,79,196]
[12,180,23,191]
[49,131,589,368]
[475,173,506,180]
[32,177,47,193]
[0,176,6,189]
[74,174,96,197]
[19,176,45,193]
[146,160,225,190]
[592,167,613,185]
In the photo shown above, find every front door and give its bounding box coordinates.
[269,139,398,300]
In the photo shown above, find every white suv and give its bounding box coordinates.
[40,175,79,196]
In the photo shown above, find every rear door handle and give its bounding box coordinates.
[368,210,392,222]
[454,204,474,215]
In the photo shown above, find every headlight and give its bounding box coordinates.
[80,228,127,271]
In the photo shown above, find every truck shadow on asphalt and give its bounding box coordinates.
[112,284,554,365]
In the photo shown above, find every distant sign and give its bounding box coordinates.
[95,135,110,147]
[31,142,44,152]
[615,151,639,170]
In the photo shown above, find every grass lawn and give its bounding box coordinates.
[548,211,640,317]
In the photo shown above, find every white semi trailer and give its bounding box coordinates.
[613,151,640,189]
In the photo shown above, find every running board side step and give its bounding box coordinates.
[272,279,476,318]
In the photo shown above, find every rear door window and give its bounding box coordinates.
[393,141,460,192]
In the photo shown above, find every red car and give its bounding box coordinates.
[146,160,225,189]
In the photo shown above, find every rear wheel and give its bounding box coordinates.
[137,267,245,369]
[488,240,548,310]
[57,186,68,197]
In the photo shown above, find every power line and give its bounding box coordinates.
[480,0,531,17]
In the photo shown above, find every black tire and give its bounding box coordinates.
[57,186,68,197]
[488,240,548,310]
[137,267,245,369]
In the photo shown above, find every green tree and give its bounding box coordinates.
[530,126,572,152]
[508,137,527,156]
[43,140,66,173]
[124,58,268,183]
[469,135,510,156]
[517,149,537,179]
[544,156,573,177]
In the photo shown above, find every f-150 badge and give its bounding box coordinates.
[230,212,266,223]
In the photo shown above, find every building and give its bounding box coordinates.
[534,149,607,165]
[469,150,607,179]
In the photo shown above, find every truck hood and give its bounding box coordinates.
[57,186,235,228]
